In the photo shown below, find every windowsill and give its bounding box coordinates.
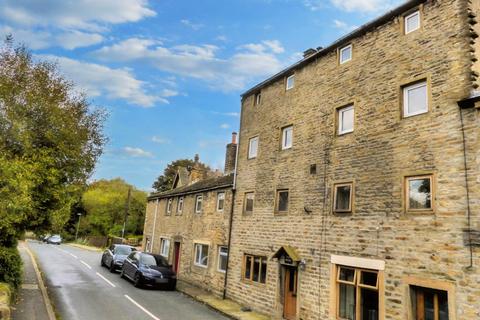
[247,156,257,160]
[193,263,208,269]
[274,211,288,216]
[241,278,266,287]
[337,130,353,136]
[406,209,435,215]
[403,110,428,118]
[281,147,292,152]
[217,269,226,274]
[333,210,353,216]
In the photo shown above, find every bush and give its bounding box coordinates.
[0,246,22,290]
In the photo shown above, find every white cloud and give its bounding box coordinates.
[180,19,204,31]
[220,123,230,129]
[55,31,104,50]
[37,55,163,107]
[93,38,285,91]
[123,147,153,158]
[329,0,402,13]
[151,136,170,144]
[333,19,358,32]
[211,111,240,117]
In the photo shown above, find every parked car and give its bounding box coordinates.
[41,234,51,242]
[46,235,62,245]
[101,244,136,273]
[121,252,176,290]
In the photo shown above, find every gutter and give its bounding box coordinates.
[147,183,233,201]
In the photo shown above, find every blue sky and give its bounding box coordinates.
[0,0,403,190]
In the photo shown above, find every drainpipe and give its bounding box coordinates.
[150,199,159,253]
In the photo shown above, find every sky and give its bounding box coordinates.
[0,0,404,191]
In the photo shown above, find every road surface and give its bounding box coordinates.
[26,241,229,320]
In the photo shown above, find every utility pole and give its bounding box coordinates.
[75,213,82,241]
[121,188,131,239]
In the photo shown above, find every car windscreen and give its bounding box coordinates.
[50,236,61,240]
[140,254,169,267]
[114,246,132,255]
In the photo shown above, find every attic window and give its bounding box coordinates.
[339,44,352,64]
[405,10,420,34]
[286,74,295,90]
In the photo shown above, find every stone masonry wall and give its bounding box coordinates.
[227,0,480,319]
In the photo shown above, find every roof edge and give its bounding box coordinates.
[147,183,233,201]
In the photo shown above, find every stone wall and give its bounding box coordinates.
[227,0,480,319]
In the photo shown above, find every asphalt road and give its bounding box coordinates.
[27,241,230,320]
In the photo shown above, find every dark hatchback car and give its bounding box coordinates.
[101,244,136,272]
[121,252,176,290]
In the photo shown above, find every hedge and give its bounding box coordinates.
[0,246,22,290]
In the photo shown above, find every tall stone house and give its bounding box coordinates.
[225,0,480,320]
[143,135,237,295]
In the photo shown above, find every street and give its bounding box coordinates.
[26,241,230,320]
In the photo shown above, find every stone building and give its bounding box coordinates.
[224,0,480,319]
[143,135,237,295]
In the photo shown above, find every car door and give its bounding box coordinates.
[104,245,114,266]
[125,252,139,279]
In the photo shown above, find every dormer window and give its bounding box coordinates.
[405,10,420,34]
[339,44,352,64]
[286,75,295,90]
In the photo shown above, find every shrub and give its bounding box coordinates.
[0,246,22,290]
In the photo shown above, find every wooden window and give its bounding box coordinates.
[160,238,170,258]
[166,198,173,215]
[334,182,353,213]
[217,192,225,212]
[403,81,428,117]
[248,136,258,159]
[281,126,293,150]
[286,74,295,90]
[410,286,449,320]
[217,246,228,273]
[195,195,203,213]
[405,10,420,34]
[255,92,261,105]
[405,175,433,211]
[276,189,289,213]
[194,243,209,267]
[177,196,184,214]
[338,104,354,135]
[244,192,254,214]
[339,44,352,64]
[336,266,379,320]
[243,254,267,283]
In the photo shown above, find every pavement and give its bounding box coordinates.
[23,240,231,320]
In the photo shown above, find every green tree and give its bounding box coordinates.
[81,178,147,237]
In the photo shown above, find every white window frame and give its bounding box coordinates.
[255,93,261,105]
[166,198,173,214]
[195,195,203,213]
[281,126,293,150]
[403,81,428,118]
[194,243,209,268]
[339,44,352,64]
[338,105,354,135]
[177,196,184,213]
[286,74,295,90]
[405,10,420,34]
[217,246,228,273]
[248,136,258,159]
[160,238,170,258]
[217,192,225,212]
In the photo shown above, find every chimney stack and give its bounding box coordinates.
[303,48,317,59]
[224,132,237,175]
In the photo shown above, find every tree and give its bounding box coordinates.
[0,40,107,243]
[80,179,147,237]
[152,156,213,192]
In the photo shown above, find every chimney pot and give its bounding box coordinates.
[231,132,238,144]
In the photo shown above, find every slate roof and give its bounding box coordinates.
[148,173,234,200]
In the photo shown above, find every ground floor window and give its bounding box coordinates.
[160,238,170,258]
[194,243,209,267]
[336,266,379,320]
[243,254,267,283]
[410,286,449,320]
[217,246,228,273]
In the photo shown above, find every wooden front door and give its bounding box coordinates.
[283,266,298,320]
[173,242,181,273]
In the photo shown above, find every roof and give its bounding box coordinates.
[241,0,426,98]
[272,245,301,262]
[148,174,234,200]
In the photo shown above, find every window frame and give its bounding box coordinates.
[281,125,293,150]
[403,80,428,118]
[160,238,170,258]
[275,189,289,214]
[195,194,203,213]
[248,136,259,159]
[339,44,352,64]
[217,192,225,212]
[255,92,261,106]
[404,10,420,34]
[243,192,254,214]
[242,254,267,284]
[337,104,354,135]
[405,174,434,213]
[177,196,184,214]
[286,74,295,91]
[333,182,354,213]
[193,243,209,268]
[166,198,173,215]
[217,246,228,273]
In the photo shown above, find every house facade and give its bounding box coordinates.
[225,0,480,319]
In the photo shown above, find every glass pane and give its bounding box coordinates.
[424,291,435,320]
[245,256,252,279]
[201,245,208,265]
[339,267,355,282]
[361,288,379,320]
[249,138,258,157]
[438,291,449,320]
[406,83,427,115]
[245,193,254,212]
[278,191,289,212]
[219,254,227,271]
[253,257,260,282]
[288,269,295,291]
[283,127,292,148]
[339,283,356,320]
[408,178,431,209]
[260,259,267,283]
[341,46,351,62]
[341,107,354,133]
[287,75,295,89]
[335,185,351,211]
[360,271,378,287]
[406,12,420,33]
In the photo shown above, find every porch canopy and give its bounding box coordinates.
[272,245,301,266]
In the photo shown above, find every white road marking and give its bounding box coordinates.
[96,272,116,288]
[124,295,161,320]
[69,253,78,259]
[80,260,92,269]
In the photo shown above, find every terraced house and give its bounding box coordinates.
[224,0,480,319]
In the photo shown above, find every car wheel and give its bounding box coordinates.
[109,262,116,273]
[167,282,176,291]
[100,257,105,267]
[133,273,142,288]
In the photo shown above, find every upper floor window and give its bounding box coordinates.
[177,196,184,214]
[339,44,352,64]
[195,195,203,213]
[194,243,209,267]
[248,136,258,159]
[334,182,353,213]
[276,189,289,213]
[160,238,170,258]
[338,105,354,135]
[166,198,173,214]
[403,81,428,117]
[217,192,225,212]
[405,10,420,34]
[244,192,254,214]
[405,175,433,212]
[281,126,293,150]
[255,92,261,105]
[286,74,295,90]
